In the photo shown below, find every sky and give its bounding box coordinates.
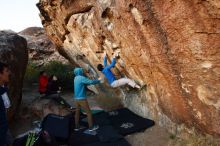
[0,0,42,32]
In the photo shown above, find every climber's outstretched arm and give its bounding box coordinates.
[103,51,117,69]
[103,54,108,67]
[106,58,116,69]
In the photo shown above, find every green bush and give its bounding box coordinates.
[42,61,73,90]
[24,61,40,84]
[24,60,74,90]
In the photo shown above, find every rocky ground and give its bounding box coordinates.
[10,84,173,146]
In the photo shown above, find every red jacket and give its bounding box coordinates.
[38,75,48,94]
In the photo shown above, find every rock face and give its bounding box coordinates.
[37,0,220,136]
[19,27,67,65]
[0,31,28,119]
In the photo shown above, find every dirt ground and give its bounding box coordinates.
[9,84,196,146]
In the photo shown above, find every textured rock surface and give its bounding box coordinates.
[31,98,71,119]
[37,0,220,136]
[19,27,67,65]
[0,31,28,119]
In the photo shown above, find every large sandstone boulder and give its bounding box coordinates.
[37,0,220,136]
[19,27,67,66]
[0,31,28,119]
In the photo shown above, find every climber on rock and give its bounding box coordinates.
[97,51,141,89]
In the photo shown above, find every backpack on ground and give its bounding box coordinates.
[41,114,70,141]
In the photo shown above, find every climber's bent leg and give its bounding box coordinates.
[111,78,139,88]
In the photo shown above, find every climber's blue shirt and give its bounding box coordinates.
[102,56,116,85]
[74,68,100,100]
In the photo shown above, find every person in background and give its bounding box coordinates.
[0,62,10,146]
[46,75,61,95]
[38,71,48,95]
[46,75,73,110]
[73,68,101,131]
[97,51,141,89]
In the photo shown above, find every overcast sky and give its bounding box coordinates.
[0,0,42,32]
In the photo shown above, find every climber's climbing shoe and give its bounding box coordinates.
[138,84,147,91]
[126,86,138,93]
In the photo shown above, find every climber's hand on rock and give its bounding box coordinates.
[98,77,104,83]
[112,52,116,58]
[103,51,107,57]
[113,51,120,58]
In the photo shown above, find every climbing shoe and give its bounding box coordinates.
[139,84,147,90]
[74,126,85,131]
[89,125,99,131]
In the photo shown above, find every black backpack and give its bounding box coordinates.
[41,114,70,141]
